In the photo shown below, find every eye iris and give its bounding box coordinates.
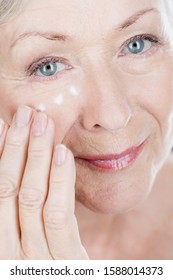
[127,39,145,54]
[40,62,57,76]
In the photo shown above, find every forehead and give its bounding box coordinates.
[12,0,161,36]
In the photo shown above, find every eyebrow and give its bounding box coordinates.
[118,8,157,30]
[11,8,157,48]
[11,32,68,48]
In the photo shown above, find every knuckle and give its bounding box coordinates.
[44,208,70,231]
[19,187,45,211]
[50,177,65,187]
[5,139,26,149]
[28,146,50,160]
[6,130,27,148]
[0,177,18,201]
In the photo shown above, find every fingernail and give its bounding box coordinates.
[0,118,5,137]
[54,144,67,166]
[15,106,32,127]
[32,112,48,136]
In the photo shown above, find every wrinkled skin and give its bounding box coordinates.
[0,0,173,259]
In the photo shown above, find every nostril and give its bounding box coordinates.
[94,124,100,128]
[92,124,103,131]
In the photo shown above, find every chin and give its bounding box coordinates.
[75,165,155,215]
[74,136,163,215]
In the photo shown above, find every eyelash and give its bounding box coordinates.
[27,57,71,77]
[26,33,161,78]
[120,33,160,56]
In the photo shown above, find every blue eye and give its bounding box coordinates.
[36,61,66,77]
[123,36,158,55]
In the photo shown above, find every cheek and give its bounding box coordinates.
[124,62,173,163]
[35,84,81,143]
[0,80,19,123]
[32,90,81,144]
[0,78,82,144]
[126,63,173,126]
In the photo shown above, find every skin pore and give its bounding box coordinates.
[0,0,173,259]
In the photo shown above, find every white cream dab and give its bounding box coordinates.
[54,95,64,105]
[36,103,46,112]
[69,86,79,96]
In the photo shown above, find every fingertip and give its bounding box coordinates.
[54,144,68,166]
[54,144,75,165]
[0,118,6,138]
[0,120,9,157]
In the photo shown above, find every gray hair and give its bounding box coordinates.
[159,0,173,46]
[0,0,25,25]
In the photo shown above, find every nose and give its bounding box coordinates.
[80,65,132,133]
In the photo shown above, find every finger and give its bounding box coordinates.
[0,119,9,158]
[0,106,33,259]
[19,112,54,259]
[44,145,89,260]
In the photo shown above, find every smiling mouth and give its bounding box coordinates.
[76,139,147,173]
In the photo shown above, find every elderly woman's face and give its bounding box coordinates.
[0,0,173,214]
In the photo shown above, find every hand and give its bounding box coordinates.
[0,106,89,259]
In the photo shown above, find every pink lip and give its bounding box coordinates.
[76,139,147,172]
